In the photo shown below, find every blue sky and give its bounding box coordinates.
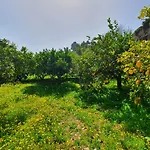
[0,0,149,52]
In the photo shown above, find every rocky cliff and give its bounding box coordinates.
[133,18,150,40]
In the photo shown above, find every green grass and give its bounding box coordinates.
[0,81,150,150]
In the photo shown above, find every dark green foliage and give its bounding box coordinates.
[34,48,72,79]
[14,46,35,80]
[0,39,34,83]
[0,40,72,83]
[90,18,132,89]
[71,18,132,92]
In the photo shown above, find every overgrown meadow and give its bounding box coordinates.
[0,80,150,149]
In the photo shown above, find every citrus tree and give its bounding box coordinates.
[118,40,150,105]
[34,48,72,79]
[118,5,150,105]
[0,39,18,83]
[71,18,132,92]
[87,18,132,90]
[0,39,34,83]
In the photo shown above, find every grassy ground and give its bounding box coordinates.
[0,80,150,150]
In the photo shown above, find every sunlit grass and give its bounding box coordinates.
[0,81,149,149]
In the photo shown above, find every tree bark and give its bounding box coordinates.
[116,74,122,90]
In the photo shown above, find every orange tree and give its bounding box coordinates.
[0,39,34,83]
[118,6,150,106]
[71,45,105,91]
[87,18,132,90]
[71,18,132,91]
[118,40,150,105]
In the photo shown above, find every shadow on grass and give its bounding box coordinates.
[77,87,129,110]
[105,103,150,137]
[22,79,79,98]
[77,86,150,137]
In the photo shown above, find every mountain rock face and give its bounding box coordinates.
[133,19,150,40]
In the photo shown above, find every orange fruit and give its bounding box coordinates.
[136,60,142,68]
[145,70,150,76]
[134,97,142,105]
[140,68,144,73]
[136,80,141,85]
[129,69,134,75]
[133,69,137,73]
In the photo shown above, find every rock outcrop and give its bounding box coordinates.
[133,18,150,40]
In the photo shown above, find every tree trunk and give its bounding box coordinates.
[116,74,122,90]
